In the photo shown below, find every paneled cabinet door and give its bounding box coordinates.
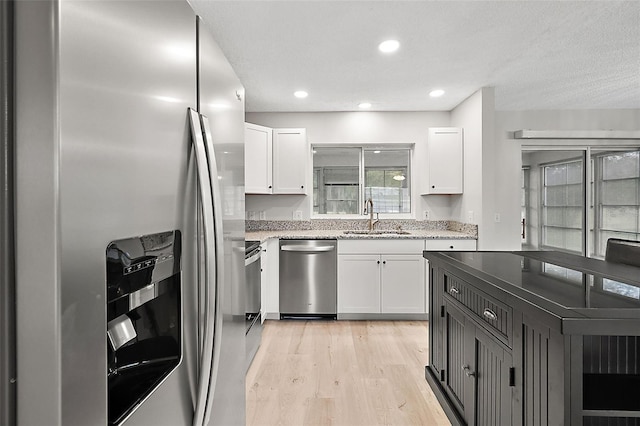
[429,263,445,376]
[444,301,514,426]
[381,255,425,313]
[337,255,381,313]
[272,128,308,194]
[423,127,463,194]
[245,123,273,194]
[472,325,513,426]
[444,301,474,423]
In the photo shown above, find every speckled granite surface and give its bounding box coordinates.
[245,219,477,242]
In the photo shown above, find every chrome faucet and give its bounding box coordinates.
[364,198,379,231]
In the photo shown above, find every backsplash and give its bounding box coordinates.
[245,219,478,237]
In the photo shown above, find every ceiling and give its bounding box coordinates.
[190,1,640,113]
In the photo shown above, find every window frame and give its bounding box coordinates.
[310,143,415,219]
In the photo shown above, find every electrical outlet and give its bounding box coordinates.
[293,210,303,220]
[468,211,474,222]
[259,211,266,220]
[423,210,430,220]
[494,213,501,223]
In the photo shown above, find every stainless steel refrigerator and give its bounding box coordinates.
[1,1,246,425]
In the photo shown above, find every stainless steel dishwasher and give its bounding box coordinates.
[279,239,337,319]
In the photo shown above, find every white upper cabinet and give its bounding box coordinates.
[272,128,308,194]
[422,127,463,194]
[244,125,308,195]
[245,123,273,194]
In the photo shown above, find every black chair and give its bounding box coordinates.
[605,238,640,268]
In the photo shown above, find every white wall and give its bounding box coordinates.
[245,111,453,220]
[450,89,485,236]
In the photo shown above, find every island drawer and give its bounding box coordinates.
[444,272,512,345]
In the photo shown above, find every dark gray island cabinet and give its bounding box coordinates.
[423,251,640,426]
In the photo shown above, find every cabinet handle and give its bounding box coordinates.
[462,365,476,378]
[449,245,454,249]
[483,308,498,321]
[449,287,460,295]
[432,185,435,189]
[268,185,272,189]
[301,185,304,189]
[377,260,380,264]
[382,260,386,265]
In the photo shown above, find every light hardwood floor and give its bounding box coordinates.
[246,320,451,426]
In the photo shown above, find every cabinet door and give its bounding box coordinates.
[264,238,280,316]
[429,263,445,376]
[337,255,381,313]
[272,128,308,194]
[423,127,463,194]
[245,123,272,194]
[472,326,513,426]
[444,301,474,421]
[381,255,425,313]
[260,243,267,323]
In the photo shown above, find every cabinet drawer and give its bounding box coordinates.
[425,239,476,251]
[444,272,512,346]
[338,239,424,254]
[425,240,476,251]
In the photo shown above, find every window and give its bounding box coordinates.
[594,150,640,256]
[523,148,640,258]
[313,147,411,215]
[541,159,584,253]
[521,167,529,244]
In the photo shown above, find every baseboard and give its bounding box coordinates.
[424,365,466,426]
[337,313,428,321]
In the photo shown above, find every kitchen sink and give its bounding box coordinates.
[343,230,411,235]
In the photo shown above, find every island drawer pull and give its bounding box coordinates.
[483,308,498,321]
[449,287,460,295]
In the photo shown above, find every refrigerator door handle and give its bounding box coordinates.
[188,108,217,426]
[199,114,226,424]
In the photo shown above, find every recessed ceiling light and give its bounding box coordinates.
[393,175,406,181]
[358,102,372,109]
[374,150,381,154]
[378,40,400,53]
[429,89,445,98]
[294,90,308,98]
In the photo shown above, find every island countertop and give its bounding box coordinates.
[423,250,640,334]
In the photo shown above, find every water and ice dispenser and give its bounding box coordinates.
[106,231,181,425]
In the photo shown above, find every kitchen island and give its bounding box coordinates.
[424,250,640,426]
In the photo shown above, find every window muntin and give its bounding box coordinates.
[313,146,411,216]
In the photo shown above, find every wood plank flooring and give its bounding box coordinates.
[246,320,451,426]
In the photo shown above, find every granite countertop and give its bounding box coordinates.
[245,229,476,243]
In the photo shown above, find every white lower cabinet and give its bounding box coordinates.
[337,255,381,313]
[263,237,280,318]
[381,255,425,313]
[337,240,426,315]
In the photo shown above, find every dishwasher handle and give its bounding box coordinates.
[281,244,335,253]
